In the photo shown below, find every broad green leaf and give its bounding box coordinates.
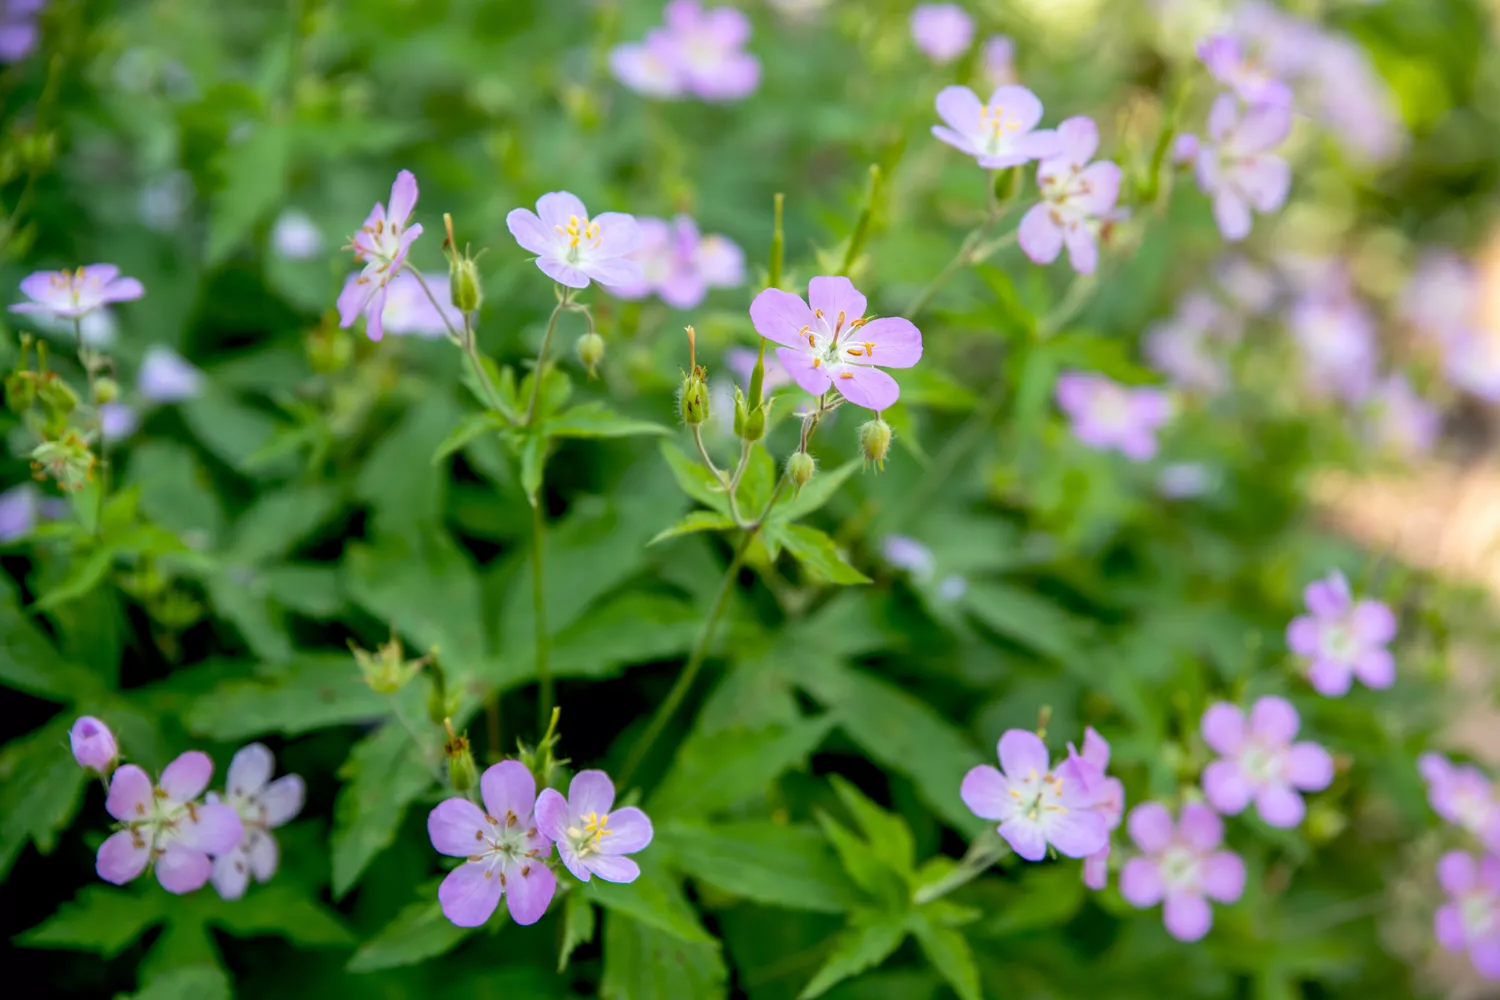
[545,402,670,438]
[184,656,388,740]
[559,889,596,972]
[127,442,223,546]
[19,885,165,957]
[206,120,290,264]
[201,882,354,946]
[600,910,728,1000]
[181,393,282,476]
[798,913,908,999]
[972,864,1086,938]
[781,524,871,585]
[0,718,89,878]
[520,431,548,506]
[355,395,461,528]
[550,592,702,681]
[206,578,294,664]
[225,486,341,565]
[120,966,231,1000]
[346,898,473,972]
[32,545,114,611]
[828,776,916,878]
[773,458,861,522]
[660,442,730,515]
[586,857,713,944]
[962,581,1087,664]
[260,565,343,618]
[815,811,905,907]
[0,578,104,701]
[909,916,982,1000]
[432,411,508,465]
[649,715,836,818]
[648,511,737,546]
[734,444,778,516]
[330,724,435,898]
[659,820,864,913]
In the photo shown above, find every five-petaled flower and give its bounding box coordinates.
[1420,754,1500,850]
[931,85,1058,170]
[70,716,118,773]
[1019,117,1125,274]
[1054,371,1173,461]
[610,1,760,101]
[1186,94,1292,242]
[1068,728,1125,890]
[1435,851,1500,980]
[96,751,244,894]
[338,170,424,342]
[507,192,643,291]
[748,276,922,412]
[909,4,974,65]
[1198,35,1294,108]
[1285,570,1397,697]
[1120,801,1245,942]
[611,215,744,309]
[10,265,144,320]
[960,729,1110,862]
[535,770,654,883]
[427,760,557,927]
[1200,696,1334,828]
[206,743,306,901]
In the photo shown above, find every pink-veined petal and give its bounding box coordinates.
[750,289,816,347]
[1120,857,1164,907]
[1304,574,1351,617]
[337,274,370,329]
[535,192,590,232]
[480,760,537,828]
[774,346,834,397]
[1163,891,1213,942]
[960,765,1009,821]
[601,806,653,854]
[1127,802,1174,853]
[106,764,154,823]
[1081,727,1111,769]
[987,84,1044,132]
[438,861,503,927]
[932,125,980,158]
[226,743,274,800]
[506,208,556,257]
[807,276,868,327]
[177,802,243,854]
[1052,116,1099,168]
[96,830,150,885]
[156,844,213,895]
[587,854,642,883]
[1018,202,1064,265]
[832,364,900,411]
[1047,808,1108,859]
[160,751,214,803]
[102,278,145,305]
[555,838,592,882]
[429,798,490,857]
[504,859,557,925]
[1073,161,1123,216]
[1234,104,1293,153]
[846,317,922,369]
[365,284,390,342]
[1235,155,1291,214]
[581,257,645,290]
[1083,847,1109,890]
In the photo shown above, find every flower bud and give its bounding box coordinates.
[92,377,120,405]
[576,332,605,377]
[786,451,815,492]
[680,367,710,426]
[36,373,79,416]
[29,432,96,492]
[444,213,484,314]
[351,634,425,694]
[70,716,118,773]
[5,370,36,414]
[859,417,892,470]
[443,721,477,793]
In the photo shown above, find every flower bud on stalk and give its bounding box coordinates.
[443,719,478,793]
[787,451,815,493]
[859,416,892,470]
[70,716,118,775]
[443,213,484,315]
[576,331,605,377]
[92,377,120,405]
[679,326,710,426]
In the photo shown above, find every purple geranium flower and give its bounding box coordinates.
[0,0,43,63]
[1368,374,1440,460]
[1436,852,1500,980]
[1190,95,1291,242]
[1019,117,1125,274]
[882,534,936,579]
[70,716,118,772]
[1200,696,1334,828]
[138,346,204,404]
[10,265,144,320]
[1401,251,1477,349]
[612,215,744,309]
[611,2,759,101]
[1068,728,1125,890]
[931,85,1059,170]
[1288,287,1378,403]
[99,402,139,443]
[749,276,922,412]
[1120,802,1245,942]
[337,170,423,342]
[610,29,685,98]
[427,760,556,927]
[1420,754,1500,849]
[0,484,39,542]
[340,270,460,339]
[206,743,305,901]
[507,192,642,291]
[910,4,974,65]
[1286,570,1397,697]
[271,209,323,260]
[1145,292,1241,393]
[1198,35,1294,108]
[535,770,653,884]
[97,752,244,894]
[982,35,1017,88]
[960,729,1110,862]
[1055,371,1172,461]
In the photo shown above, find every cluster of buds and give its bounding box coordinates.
[8,335,80,437]
[350,631,436,695]
[29,430,97,492]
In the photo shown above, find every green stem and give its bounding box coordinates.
[912,838,1012,905]
[74,318,108,533]
[525,290,572,427]
[531,494,552,734]
[408,269,509,419]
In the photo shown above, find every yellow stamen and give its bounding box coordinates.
[863,340,875,356]
[812,357,821,368]
[839,372,853,380]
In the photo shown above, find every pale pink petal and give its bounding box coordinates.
[156,844,213,894]
[1351,601,1397,644]
[1201,703,1246,755]
[102,278,145,304]
[1234,104,1293,153]
[1235,156,1291,214]
[1470,935,1500,978]
[480,760,537,827]
[211,850,251,901]
[847,317,921,368]
[587,854,641,883]
[1304,575,1351,617]
[1177,803,1223,851]
[428,798,490,857]
[1018,203,1064,265]
[337,274,371,329]
[160,751,214,803]
[998,730,1051,779]
[1353,648,1396,689]
[1127,802,1174,853]
[807,277,868,326]
[1213,191,1253,242]
[568,770,617,820]
[96,830,150,885]
[106,765,154,823]
[535,192,590,232]
[1120,857,1164,906]
[1163,891,1213,941]
[1286,617,1320,656]
[601,806,653,854]
[503,860,556,925]
[534,788,570,843]
[832,365,900,411]
[555,837,591,882]
[581,257,645,289]
[932,125,980,158]
[387,170,419,225]
[1062,224,1099,275]
[1255,783,1305,828]
[1073,161,1123,215]
[538,257,592,289]
[1434,903,1466,951]
[1438,851,1478,895]
[507,208,556,257]
[19,270,65,302]
[226,743,274,799]
[961,765,1009,821]
[934,85,983,134]
[438,862,502,927]
[260,775,305,827]
[1081,728,1111,769]
[774,347,834,397]
[1208,94,1238,144]
[591,212,642,257]
[986,85,1043,132]
[1202,760,1253,815]
[1016,129,1063,161]
[365,284,389,342]
[1307,658,1353,697]
[1047,808,1108,859]
[1248,696,1299,746]
[1284,743,1334,791]
[750,289,816,348]
[1083,847,1109,890]
[999,819,1047,861]
[246,829,278,882]
[177,802,243,854]
[1052,116,1099,167]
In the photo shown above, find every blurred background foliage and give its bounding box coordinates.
[4,0,1500,997]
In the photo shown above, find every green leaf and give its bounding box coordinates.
[33,545,114,611]
[586,856,713,944]
[600,910,728,1000]
[798,913,908,999]
[0,578,103,701]
[828,776,916,878]
[909,916,982,1000]
[330,724,435,899]
[206,121,290,264]
[127,442,223,546]
[0,718,89,879]
[346,898,473,972]
[962,581,1086,664]
[660,442,730,515]
[649,715,836,818]
[973,864,1085,938]
[559,889,597,973]
[203,882,354,946]
[734,444,778,515]
[184,656,388,741]
[355,395,461,528]
[648,510,737,546]
[659,820,864,913]
[551,592,703,680]
[225,486,341,565]
[815,811,904,906]
[545,402,670,438]
[119,966,231,1000]
[780,525,870,585]
[19,885,165,957]
[432,412,508,465]
[520,431,548,506]
[773,458,860,522]
[181,393,282,475]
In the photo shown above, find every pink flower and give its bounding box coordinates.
[138,346,204,403]
[1285,570,1397,697]
[1018,118,1125,275]
[1420,754,1500,849]
[1055,371,1173,461]
[506,192,643,291]
[10,265,144,319]
[1435,852,1500,979]
[337,170,423,342]
[1288,285,1378,403]
[1067,728,1125,890]
[749,276,922,412]
[206,743,305,901]
[931,85,1060,170]
[70,716,117,772]
[1198,35,1294,108]
[427,760,556,927]
[1367,374,1440,460]
[535,770,653,883]
[910,4,974,65]
[96,752,244,894]
[961,729,1111,862]
[610,215,744,309]
[1190,95,1292,242]
[1120,802,1245,942]
[339,270,460,339]
[1200,696,1334,828]
[610,2,760,102]
[1145,292,1242,394]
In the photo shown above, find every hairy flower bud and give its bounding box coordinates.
[787,450,815,492]
[444,721,477,793]
[92,377,120,405]
[859,417,892,470]
[36,373,79,416]
[576,332,605,377]
[70,716,118,774]
[680,367,710,426]
[351,634,427,694]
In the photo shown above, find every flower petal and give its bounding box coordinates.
[1202,760,1253,815]
[156,844,213,895]
[1062,224,1099,276]
[960,765,1009,821]
[96,830,150,885]
[832,365,900,411]
[1438,850,1478,895]
[1073,161,1123,216]
[480,760,538,826]
[507,208,556,257]
[1178,803,1223,851]
[807,276,868,327]
[1351,600,1397,644]
[364,284,389,342]
[1200,850,1246,903]
[847,317,922,369]
[1047,808,1108,859]
[1120,857,1164,907]
[1018,202,1063,265]
[1305,574,1351,617]
[587,854,642,883]
[1285,616,1320,656]
[602,806,653,855]
[1284,742,1334,791]
[1307,657,1353,697]
[160,751,214,803]
[999,818,1047,861]
[934,85,982,135]
[438,861,503,928]
[1163,891,1213,942]
[1213,191,1252,242]
[583,257,646,290]
[1255,783,1306,827]
[1234,155,1291,214]
[774,346,834,397]
[535,192,589,232]
[987,84,1043,132]
[1127,802,1174,853]
[177,802,243,854]
[260,774,305,827]
[538,257,593,289]
[566,770,617,823]
[429,798,490,857]
[1051,116,1099,167]
[226,743,275,799]
[998,730,1051,780]
[1083,847,1109,890]
[750,289,815,348]
[102,277,145,305]
[1248,696,1299,746]
[211,850,251,901]
[555,837,592,882]
[1081,727,1111,769]
[1353,648,1395,689]
[534,788,570,842]
[591,212,642,258]
[932,125,979,158]
[247,829,279,882]
[337,274,371,329]
[1434,903,1466,952]
[1234,104,1293,153]
[504,859,557,926]
[387,170,419,224]
[106,764,154,823]
[1200,703,1247,755]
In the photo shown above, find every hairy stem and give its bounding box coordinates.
[525,290,573,427]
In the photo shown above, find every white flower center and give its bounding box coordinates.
[1463,893,1496,937]
[564,810,613,859]
[1160,845,1201,892]
[1239,744,1282,785]
[469,810,543,882]
[977,104,1023,156]
[1319,621,1358,663]
[1006,767,1070,825]
[555,214,603,264]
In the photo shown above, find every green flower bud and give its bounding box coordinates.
[92,377,120,405]
[5,371,36,414]
[350,635,426,695]
[680,367,710,426]
[444,722,477,793]
[787,451,815,492]
[858,417,892,470]
[576,332,605,377]
[36,373,78,416]
[444,213,484,314]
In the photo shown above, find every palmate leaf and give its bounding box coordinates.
[797,912,909,999]
[649,715,836,819]
[0,717,88,880]
[585,855,714,944]
[658,819,865,913]
[777,524,871,585]
[346,896,475,972]
[184,655,389,741]
[121,966,232,1000]
[600,909,728,1000]
[909,915,983,1000]
[329,724,436,899]
[543,401,671,438]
